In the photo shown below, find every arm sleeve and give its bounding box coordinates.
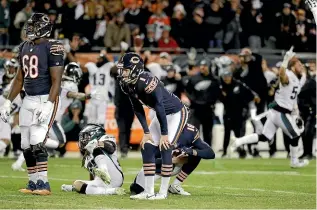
[192,138,215,159]
[129,96,150,133]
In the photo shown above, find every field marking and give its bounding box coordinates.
[0,175,314,197]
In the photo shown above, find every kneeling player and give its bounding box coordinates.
[130,123,215,196]
[61,124,125,195]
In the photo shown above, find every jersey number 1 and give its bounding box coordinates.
[290,86,298,99]
[22,55,39,79]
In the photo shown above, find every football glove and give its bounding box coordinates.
[181,147,194,156]
[36,101,54,124]
[281,46,295,69]
[0,99,11,123]
[84,139,98,154]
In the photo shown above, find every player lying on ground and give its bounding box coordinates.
[230,47,309,168]
[118,53,189,200]
[130,123,215,196]
[11,62,105,171]
[0,13,65,195]
[61,124,125,195]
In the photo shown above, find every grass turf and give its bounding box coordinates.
[0,158,315,209]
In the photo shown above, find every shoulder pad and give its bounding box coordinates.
[49,40,65,56]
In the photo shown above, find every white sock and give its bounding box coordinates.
[290,145,298,164]
[154,174,161,182]
[28,173,38,183]
[144,176,154,194]
[45,138,59,149]
[38,171,48,182]
[94,155,109,171]
[159,177,170,195]
[172,178,182,185]
[0,140,7,151]
[15,153,25,167]
[235,134,259,147]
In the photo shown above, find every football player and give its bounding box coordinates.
[130,123,215,196]
[230,47,309,168]
[11,62,104,170]
[117,52,189,200]
[0,13,65,195]
[61,124,125,195]
[82,52,114,127]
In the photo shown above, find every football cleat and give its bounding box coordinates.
[228,136,238,158]
[130,192,155,200]
[168,184,191,196]
[11,162,25,172]
[115,187,126,195]
[290,159,309,168]
[61,184,73,192]
[33,180,51,195]
[19,180,36,194]
[93,168,111,185]
[148,193,168,200]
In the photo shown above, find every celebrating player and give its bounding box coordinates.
[230,47,308,168]
[130,123,215,196]
[61,124,125,195]
[0,13,65,195]
[117,52,189,200]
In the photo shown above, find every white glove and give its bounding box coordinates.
[90,89,106,101]
[281,46,296,69]
[120,41,129,52]
[36,101,54,124]
[84,139,98,154]
[0,99,11,123]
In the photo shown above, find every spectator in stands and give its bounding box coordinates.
[148,0,170,40]
[13,0,34,32]
[143,24,157,48]
[294,9,315,52]
[204,0,225,48]
[59,0,79,40]
[48,9,60,39]
[61,100,88,142]
[290,0,306,11]
[170,2,186,48]
[275,3,296,49]
[104,12,131,49]
[92,4,108,46]
[0,0,10,46]
[130,24,142,47]
[124,0,151,34]
[157,25,179,50]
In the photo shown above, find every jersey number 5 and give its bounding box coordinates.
[290,86,298,99]
[22,55,39,79]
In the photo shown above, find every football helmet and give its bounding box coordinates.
[4,58,19,78]
[25,13,52,40]
[117,52,144,84]
[63,62,83,84]
[78,124,106,153]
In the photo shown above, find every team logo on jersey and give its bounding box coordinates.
[130,56,140,64]
[145,77,158,93]
[194,80,212,91]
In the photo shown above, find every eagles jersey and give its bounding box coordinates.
[18,39,64,96]
[55,81,78,122]
[85,61,114,101]
[275,70,306,111]
[0,80,22,115]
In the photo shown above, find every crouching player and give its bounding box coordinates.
[130,124,215,196]
[61,124,125,195]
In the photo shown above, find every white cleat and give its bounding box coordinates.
[61,184,73,192]
[94,168,111,185]
[290,159,309,168]
[228,136,238,158]
[148,193,168,200]
[115,187,126,195]
[11,162,25,172]
[130,192,155,200]
[168,184,191,196]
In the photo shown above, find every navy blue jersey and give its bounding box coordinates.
[18,39,64,96]
[122,72,183,135]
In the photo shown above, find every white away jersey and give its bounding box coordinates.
[274,70,306,111]
[85,61,114,101]
[55,81,78,122]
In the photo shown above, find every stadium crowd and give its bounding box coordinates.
[0,0,316,52]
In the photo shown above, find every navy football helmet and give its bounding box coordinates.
[25,13,52,40]
[78,124,105,153]
[63,62,83,84]
[117,52,144,84]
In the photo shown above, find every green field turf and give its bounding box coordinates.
[0,157,315,209]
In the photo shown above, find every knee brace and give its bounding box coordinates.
[290,136,300,147]
[32,143,48,163]
[79,183,88,194]
[141,143,157,176]
[160,147,173,177]
[23,148,36,168]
